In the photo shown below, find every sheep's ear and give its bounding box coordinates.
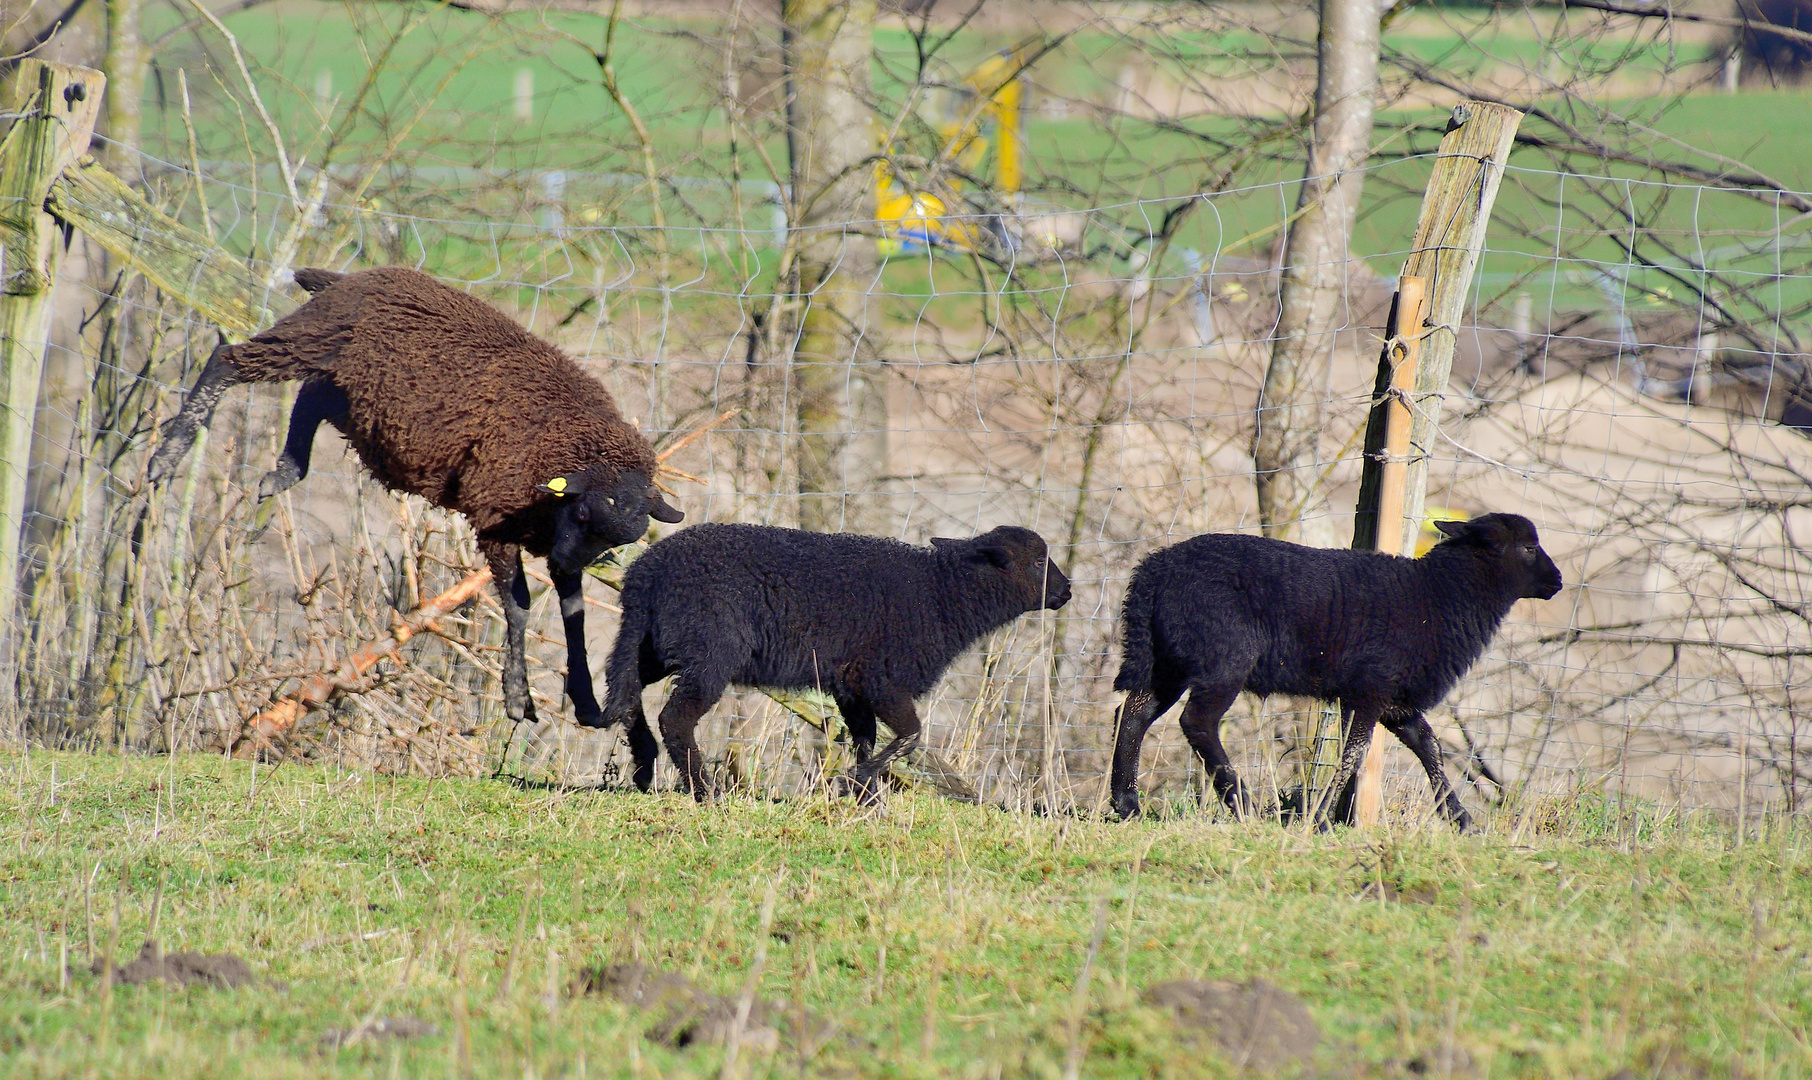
[970,544,1013,569]
[537,472,588,497]
[1432,518,1470,539]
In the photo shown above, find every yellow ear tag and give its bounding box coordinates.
[546,477,567,494]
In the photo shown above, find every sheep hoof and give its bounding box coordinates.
[832,772,886,807]
[257,460,302,501]
[1112,797,1142,821]
[573,709,608,730]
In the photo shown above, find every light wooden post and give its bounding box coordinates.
[1336,101,1522,827]
[1395,102,1523,551]
[1348,277,1429,826]
[0,61,105,665]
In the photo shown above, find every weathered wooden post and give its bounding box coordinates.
[0,60,105,666]
[1305,100,1523,826]
[1394,102,1523,553]
[1347,276,1428,826]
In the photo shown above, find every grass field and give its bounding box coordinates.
[2,751,1808,1078]
[131,0,1812,329]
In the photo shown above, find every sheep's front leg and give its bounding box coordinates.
[550,567,602,726]
[258,379,349,499]
[482,542,538,725]
[1382,709,1471,831]
[1321,701,1383,828]
[147,344,241,485]
[1176,684,1248,819]
[850,694,921,806]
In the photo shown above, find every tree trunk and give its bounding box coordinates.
[783,0,882,534]
[1251,0,1380,545]
[102,0,141,173]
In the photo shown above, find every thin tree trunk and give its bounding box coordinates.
[783,0,882,534]
[103,0,141,173]
[1252,0,1380,545]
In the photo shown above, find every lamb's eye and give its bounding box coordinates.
[606,497,616,507]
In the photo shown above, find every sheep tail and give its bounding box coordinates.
[293,268,346,294]
[1112,575,1155,694]
[602,587,651,724]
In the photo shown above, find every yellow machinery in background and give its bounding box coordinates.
[1417,506,1469,556]
[876,48,1028,257]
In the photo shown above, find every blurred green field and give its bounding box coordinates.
[135,2,1812,321]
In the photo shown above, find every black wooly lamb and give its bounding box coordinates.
[1109,512,1562,829]
[599,523,1072,800]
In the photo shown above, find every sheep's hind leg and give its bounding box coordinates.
[626,708,659,792]
[1382,709,1471,831]
[828,695,879,799]
[550,567,602,726]
[1109,679,1183,820]
[147,344,241,485]
[1176,684,1247,819]
[258,379,349,499]
[1321,701,1383,828]
[655,675,728,801]
[849,694,921,807]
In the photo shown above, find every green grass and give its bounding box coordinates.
[2,751,1808,1078]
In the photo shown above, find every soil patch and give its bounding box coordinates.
[1401,1044,1478,1076]
[93,944,259,989]
[1356,880,1441,905]
[574,962,837,1054]
[1603,1039,1748,1080]
[1144,978,1320,1073]
[322,1015,440,1048]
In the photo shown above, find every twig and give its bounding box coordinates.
[232,568,492,756]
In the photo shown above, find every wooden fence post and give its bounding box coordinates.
[1348,276,1429,826]
[1394,101,1523,551]
[1314,101,1522,827]
[0,60,105,666]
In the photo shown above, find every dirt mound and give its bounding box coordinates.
[574,962,837,1053]
[93,944,258,989]
[1603,1039,1749,1080]
[1144,978,1320,1072]
[322,1015,440,1048]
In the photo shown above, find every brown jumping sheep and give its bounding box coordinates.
[145,265,683,728]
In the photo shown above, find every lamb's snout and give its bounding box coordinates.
[1043,562,1072,610]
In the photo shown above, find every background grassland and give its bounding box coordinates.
[138,1,1812,323]
[1,751,1808,1078]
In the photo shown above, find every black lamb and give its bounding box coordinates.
[1110,512,1562,829]
[599,523,1072,800]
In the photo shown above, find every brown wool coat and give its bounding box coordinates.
[224,266,657,552]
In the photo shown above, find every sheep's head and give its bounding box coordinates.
[934,526,1072,611]
[1432,513,1563,601]
[538,466,684,572]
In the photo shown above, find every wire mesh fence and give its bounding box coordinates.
[7,105,1810,820]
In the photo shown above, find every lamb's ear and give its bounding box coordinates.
[969,544,1013,569]
[1432,518,1470,539]
[537,472,589,497]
